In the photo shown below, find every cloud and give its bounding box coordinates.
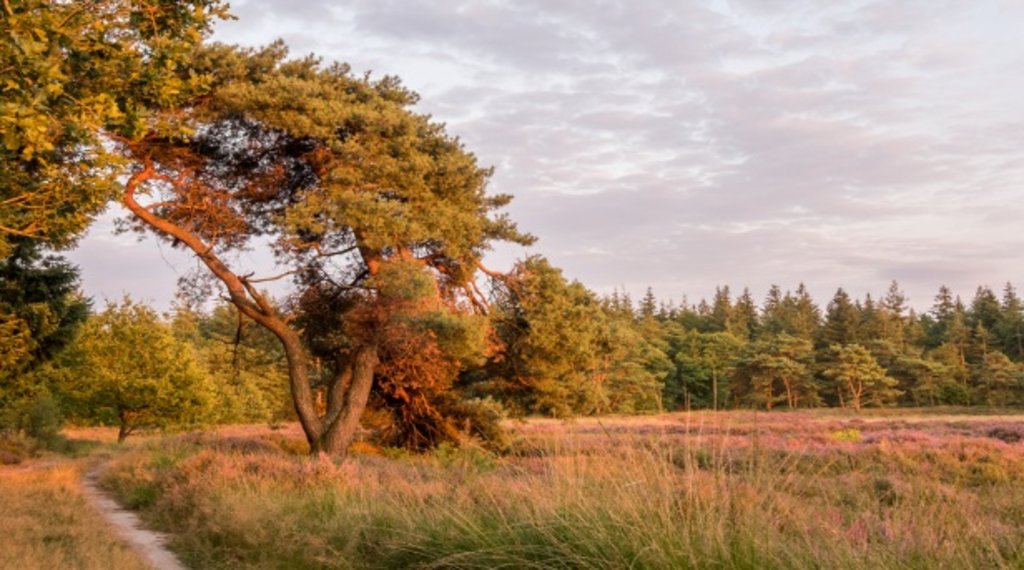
[68,0,1024,311]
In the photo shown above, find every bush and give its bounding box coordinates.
[1,389,63,445]
[22,390,62,443]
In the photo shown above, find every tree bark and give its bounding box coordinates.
[314,346,379,456]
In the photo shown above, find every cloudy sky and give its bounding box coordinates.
[68,0,1024,311]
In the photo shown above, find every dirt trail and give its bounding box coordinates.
[80,469,189,570]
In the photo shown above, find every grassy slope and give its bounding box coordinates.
[97,410,1024,569]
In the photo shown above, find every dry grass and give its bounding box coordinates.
[96,410,1024,569]
[0,461,150,570]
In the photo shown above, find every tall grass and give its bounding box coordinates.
[102,413,1024,569]
[0,463,150,570]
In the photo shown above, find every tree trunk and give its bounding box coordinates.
[313,346,379,456]
[848,379,862,411]
[712,371,718,411]
[117,419,130,444]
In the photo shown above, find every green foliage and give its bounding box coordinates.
[1,388,61,444]
[172,301,293,425]
[484,256,669,417]
[734,334,816,410]
[665,329,744,410]
[823,344,901,410]
[0,0,229,255]
[0,240,88,420]
[52,298,216,440]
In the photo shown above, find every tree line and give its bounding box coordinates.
[2,2,1021,457]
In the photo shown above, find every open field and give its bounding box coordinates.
[81,409,1024,569]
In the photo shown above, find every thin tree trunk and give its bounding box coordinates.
[116,409,133,443]
[712,370,718,411]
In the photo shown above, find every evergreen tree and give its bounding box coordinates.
[666,331,744,410]
[731,288,759,340]
[1,1,228,256]
[969,286,1002,332]
[892,356,953,407]
[823,344,901,410]
[880,281,908,350]
[639,287,658,321]
[859,293,883,341]
[997,283,1024,361]
[485,256,603,417]
[0,240,89,415]
[786,284,821,340]
[973,351,1022,407]
[819,288,859,347]
[761,285,786,335]
[926,286,957,348]
[734,334,816,410]
[705,286,730,332]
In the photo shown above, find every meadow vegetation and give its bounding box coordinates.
[0,462,149,570]
[97,411,1024,569]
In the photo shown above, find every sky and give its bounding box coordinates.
[67,0,1024,312]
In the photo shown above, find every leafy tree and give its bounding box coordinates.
[54,299,215,442]
[973,351,1021,407]
[734,334,816,410]
[111,43,531,455]
[485,256,604,417]
[0,0,228,255]
[173,301,293,425]
[823,344,900,410]
[667,330,744,410]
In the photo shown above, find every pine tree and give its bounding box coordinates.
[970,286,1002,332]
[997,283,1024,361]
[880,281,908,351]
[639,287,658,321]
[761,284,785,335]
[823,344,901,410]
[731,288,759,340]
[819,288,859,347]
[709,286,733,333]
[786,284,821,340]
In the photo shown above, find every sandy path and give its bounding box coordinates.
[80,469,189,570]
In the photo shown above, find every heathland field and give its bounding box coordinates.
[6,409,1014,569]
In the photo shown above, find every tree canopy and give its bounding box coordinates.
[112,42,532,455]
[0,0,229,256]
